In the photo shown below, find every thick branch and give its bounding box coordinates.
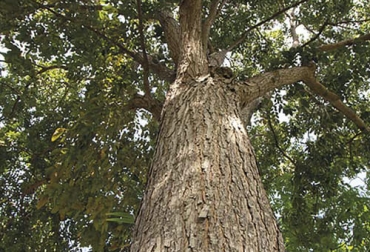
[238,64,315,106]
[202,0,225,51]
[156,10,181,65]
[126,94,163,122]
[287,9,300,48]
[327,18,370,25]
[238,63,369,132]
[319,33,370,51]
[178,0,208,78]
[240,96,264,126]
[304,75,370,132]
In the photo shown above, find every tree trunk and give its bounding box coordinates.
[131,75,285,251]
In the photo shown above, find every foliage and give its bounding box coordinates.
[1,0,370,251]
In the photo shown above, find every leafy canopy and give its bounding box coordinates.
[0,0,370,251]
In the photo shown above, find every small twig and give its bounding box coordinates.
[136,0,151,96]
[33,0,175,82]
[301,20,329,48]
[33,0,135,58]
[6,82,33,119]
[1,81,22,95]
[302,24,317,36]
[42,3,104,11]
[0,82,21,121]
[36,65,68,75]
[228,0,310,51]
[347,132,363,144]
[267,114,298,167]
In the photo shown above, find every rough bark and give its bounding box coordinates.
[237,65,315,107]
[131,1,286,249]
[130,61,368,250]
[177,0,208,78]
[131,76,284,251]
[157,10,181,65]
[130,0,369,250]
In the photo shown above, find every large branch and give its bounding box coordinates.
[319,33,370,52]
[238,64,315,106]
[240,96,264,126]
[156,10,181,66]
[238,63,370,132]
[126,94,163,122]
[202,0,226,52]
[287,9,300,48]
[304,75,370,132]
[178,0,208,78]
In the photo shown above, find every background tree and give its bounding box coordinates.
[1,0,370,251]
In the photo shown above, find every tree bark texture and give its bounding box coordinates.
[177,0,208,78]
[131,75,285,251]
[129,1,329,250]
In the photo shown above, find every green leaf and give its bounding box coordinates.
[51,128,67,142]
[106,212,135,224]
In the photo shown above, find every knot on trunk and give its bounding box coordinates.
[210,67,234,79]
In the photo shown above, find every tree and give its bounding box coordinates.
[1,0,370,251]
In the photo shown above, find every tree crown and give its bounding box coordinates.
[1,0,370,251]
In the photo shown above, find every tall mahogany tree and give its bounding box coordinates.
[1,0,370,251]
